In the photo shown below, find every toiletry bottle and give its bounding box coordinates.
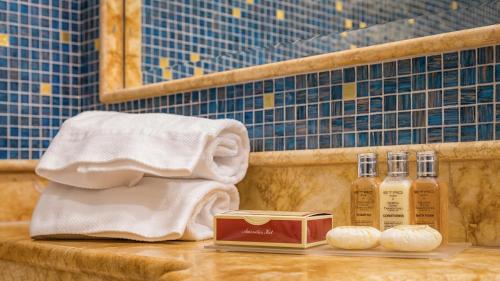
[350,153,380,228]
[379,152,412,230]
[410,151,441,230]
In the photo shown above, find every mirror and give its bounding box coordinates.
[99,0,500,102]
[138,0,499,82]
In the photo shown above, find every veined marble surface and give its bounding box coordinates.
[249,141,500,166]
[0,222,499,281]
[0,173,43,222]
[0,142,499,245]
[0,222,190,281]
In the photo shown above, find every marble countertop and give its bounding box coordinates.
[1,222,499,281]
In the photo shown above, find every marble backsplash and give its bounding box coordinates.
[237,159,500,246]
[0,173,43,222]
[0,158,498,246]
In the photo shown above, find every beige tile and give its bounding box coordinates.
[194,67,203,77]
[40,83,52,96]
[159,57,169,68]
[344,19,353,29]
[163,69,172,80]
[263,93,275,108]
[232,8,241,18]
[342,83,356,100]
[450,1,458,10]
[190,53,200,63]
[335,1,343,12]
[60,31,70,43]
[0,34,9,47]
[276,9,285,20]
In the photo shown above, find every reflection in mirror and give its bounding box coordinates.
[137,0,500,84]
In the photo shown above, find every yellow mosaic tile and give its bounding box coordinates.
[340,31,348,38]
[190,53,200,63]
[359,22,367,29]
[40,83,52,96]
[335,1,343,12]
[246,0,254,4]
[160,57,169,68]
[408,18,416,25]
[60,31,70,43]
[162,69,172,80]
[342,83,356,100]
[264,93,275,108]
[450,1,458,10]
[94,39,99,51]
[194,67,203,77]
[350,44,357,49]
[232,8,241,18]
[344,19,353,29]
[276,9,285,20]
[0,34,9,47]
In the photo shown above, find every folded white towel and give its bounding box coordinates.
[30,177,239,241]
[35,111,250,189]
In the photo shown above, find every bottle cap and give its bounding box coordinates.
[358,153,377,177]
[387,151,409,177]
[417,151,438,177]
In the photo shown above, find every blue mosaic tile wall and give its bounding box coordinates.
[0,0,81,159]
[1,0,499,159]
[141,0,487,82]
[98,45,500,152]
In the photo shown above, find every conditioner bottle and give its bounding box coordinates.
[380,152,412,230]
[351,153,380,228]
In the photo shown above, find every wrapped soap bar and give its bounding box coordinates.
[214,210,333,248]
[326,226,381,250]
[380,225,442,252]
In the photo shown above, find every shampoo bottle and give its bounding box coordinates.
[350,153,380,228]
[379,152,412,230]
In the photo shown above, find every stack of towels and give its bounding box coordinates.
[29,111,250,241]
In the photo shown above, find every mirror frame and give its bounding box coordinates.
[99,0,142,97]
[98,1,500,104]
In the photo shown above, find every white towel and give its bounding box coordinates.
[30,177,239,241]
[35,111,250,189]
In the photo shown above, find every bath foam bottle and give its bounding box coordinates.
[350,153,380,228]
[410,151,441,230]
[379,152,412,231]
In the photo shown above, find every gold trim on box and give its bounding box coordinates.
[213,240,325,249]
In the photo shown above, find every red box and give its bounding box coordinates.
[214,210,333,248]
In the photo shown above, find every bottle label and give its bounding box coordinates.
[352,189,376,226]
[413,189,439,229]
[380,188,410,230]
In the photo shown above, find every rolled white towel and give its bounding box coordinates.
[36,111,250,189]
[30,177,239,241]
